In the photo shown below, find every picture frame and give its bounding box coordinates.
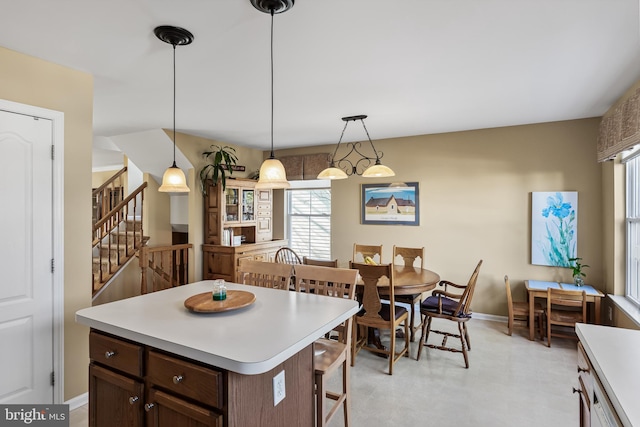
[361,182,419,225]
[531,191,578,266]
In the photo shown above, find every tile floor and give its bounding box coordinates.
[69,319,578,427]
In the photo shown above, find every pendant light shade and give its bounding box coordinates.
[155,25,193,193]
[362,162,395,178]
[160,164,190,192]
[318,115,395,179]
[255,158,290,189]
[252,0,292,189]
[316,164,348,180]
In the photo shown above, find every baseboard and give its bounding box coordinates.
[65,392,88,410]
[472,312,506,323]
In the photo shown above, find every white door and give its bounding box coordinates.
[0,109,54,404]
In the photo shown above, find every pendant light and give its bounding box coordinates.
[155,25,193,193]
[251,0,293,189]
[317,115,395,179]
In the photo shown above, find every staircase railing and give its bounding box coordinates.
[92,166,127,224]
[140,243,193,294]
[92,182,147,289]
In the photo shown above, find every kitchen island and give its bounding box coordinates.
[76,281,360,427]
[575,323,640,427]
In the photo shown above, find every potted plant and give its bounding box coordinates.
[568,257,589,286]
[199,145,238,194]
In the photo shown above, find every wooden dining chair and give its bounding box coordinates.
[351,262,409,375]
[274,247,302,264]
[237,259,293,290]
[505,275,544,339]
[546,287,587,347]
[302,256,338,268]
[292,264,358,427]
[417,260,482,368]
[392,245,425,342]
[352,244,382,264]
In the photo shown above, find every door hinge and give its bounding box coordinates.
[51,145,55,160]
[50,371,55,386]
[51,258,55,273]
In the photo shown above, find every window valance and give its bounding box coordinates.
[598,85,640,162]
[279,153,330,181]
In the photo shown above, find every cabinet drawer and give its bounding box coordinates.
[90,331,143,377]
[257,203,271,216]
[577,342,592,407]
[147,351,223,409]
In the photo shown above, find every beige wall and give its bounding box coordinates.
[142,172,173,246]
[91,169,122,188]
[0,46,93,400]
[278,118,603,316]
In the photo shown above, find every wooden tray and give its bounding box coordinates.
[184,290,256,313]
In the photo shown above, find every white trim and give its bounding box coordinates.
[288,179,331,189]
[609,295,640,328]
[621,144,640,163]
[472,312,506,323]
[65,392,88,411]
[0,99,65,404]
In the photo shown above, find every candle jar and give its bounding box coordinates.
[212,280,227,301]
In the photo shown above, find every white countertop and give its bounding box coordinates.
[576,323,640,427]
[76,281,360,375]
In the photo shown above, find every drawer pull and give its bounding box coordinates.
[577,366,589,373]
[144,403,155,412]
[128,396,139,405]
[104,351,116,359]
[572,387,582,395]
[172,375,184,384]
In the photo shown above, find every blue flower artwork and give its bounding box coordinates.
[531,191,578,267]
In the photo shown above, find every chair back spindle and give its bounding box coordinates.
[237,260,293,290]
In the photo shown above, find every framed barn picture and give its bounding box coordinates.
[361,182,419,225]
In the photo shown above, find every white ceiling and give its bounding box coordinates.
[1,0,640,150]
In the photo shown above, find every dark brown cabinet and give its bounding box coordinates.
[145,388,222,427]
[89,331,223,427]
[88,329,314,427]
[89,364,144,427]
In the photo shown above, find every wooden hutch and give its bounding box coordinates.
[202,178,286,282]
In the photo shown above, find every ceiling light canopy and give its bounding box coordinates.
[156,25,192,193]
[317,115,395,180]
[252,0,292,189]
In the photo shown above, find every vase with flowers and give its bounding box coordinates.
[568,257,589,287]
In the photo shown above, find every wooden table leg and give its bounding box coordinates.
[594,298,601,324]
[528,292,535,341]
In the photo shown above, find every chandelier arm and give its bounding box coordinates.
[329,120,349,164]
[334,148,356,176]
[359,118,381,161]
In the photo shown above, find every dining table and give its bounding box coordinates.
[524,280,605,341]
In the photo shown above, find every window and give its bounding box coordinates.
[286,183,331,260]
[626,153,640,305]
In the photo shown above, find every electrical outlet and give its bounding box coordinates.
[273,370,285,406]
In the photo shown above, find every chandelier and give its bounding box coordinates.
[317,115,395,180]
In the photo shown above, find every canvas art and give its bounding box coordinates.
[361,182,419,225]
[531,191,578,267]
